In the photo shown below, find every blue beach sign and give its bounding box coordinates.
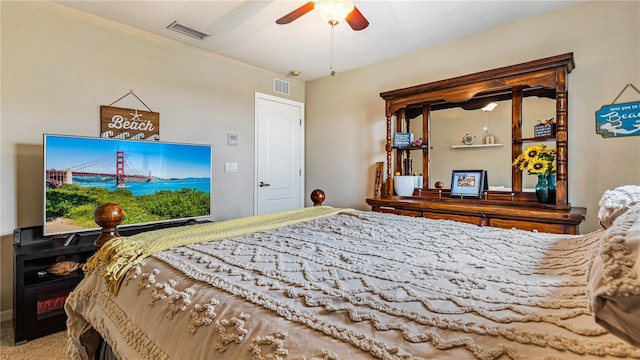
[595,101,640,138]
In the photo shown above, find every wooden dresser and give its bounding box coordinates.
[367,196,585,234]
[366,53,586,234]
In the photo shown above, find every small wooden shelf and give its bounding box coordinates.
[392,145,429,150]
[513,136,556,143]
[451,143,504,149]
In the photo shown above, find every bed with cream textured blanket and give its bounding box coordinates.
[66,189,640,359]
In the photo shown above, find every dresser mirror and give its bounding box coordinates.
[368,53,585,234]
[425,96,556,191]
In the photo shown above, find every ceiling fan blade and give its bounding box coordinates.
[345,6,369,31]
[276,2,315,25]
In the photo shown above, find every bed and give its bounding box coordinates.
[65,187,640,359]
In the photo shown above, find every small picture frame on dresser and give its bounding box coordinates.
[450,170,488,199]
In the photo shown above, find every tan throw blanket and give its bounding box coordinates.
[84,206,353,295]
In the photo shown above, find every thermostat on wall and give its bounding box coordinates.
[227,133,238,146]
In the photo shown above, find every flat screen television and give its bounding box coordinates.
[43,134,213,236]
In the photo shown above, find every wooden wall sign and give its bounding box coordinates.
[595,101,640,138]
[100,105,160,140]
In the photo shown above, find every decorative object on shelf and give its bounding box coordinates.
[47,260,82,276]
[394,175,416,196]
[512,144,557,203]
[485,135,495,144]
[462,133,476,145]
[393,132,413,146]
[434,181,444,189]
[373,162,384,199]
[412,138,423,146]
[595,83,640,138]
[450,170,488,199]
[533,117,556,137]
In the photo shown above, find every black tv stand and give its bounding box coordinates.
[13,230,98,344]
[13,220,201,343]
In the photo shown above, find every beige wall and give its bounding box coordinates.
[0,1,303,314]
[306,1,640,231]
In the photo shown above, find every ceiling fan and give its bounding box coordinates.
[276,0,369,31]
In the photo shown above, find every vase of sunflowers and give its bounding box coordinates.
[512,144,556,204]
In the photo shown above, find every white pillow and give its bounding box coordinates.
[598,185,640,229]
[588,204,640,346]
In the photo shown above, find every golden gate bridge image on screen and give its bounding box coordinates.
[45,150,153,189]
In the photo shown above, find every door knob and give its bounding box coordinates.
[259,181,271,187]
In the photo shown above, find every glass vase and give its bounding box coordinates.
[535,174,556,204]
[547,173,556,204]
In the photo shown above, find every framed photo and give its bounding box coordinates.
[450,170,488,199]
[485,135,495,144]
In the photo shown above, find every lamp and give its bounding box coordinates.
[482,102,498,112]
[315,0,354,25]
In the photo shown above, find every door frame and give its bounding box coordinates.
[254,92,305,215]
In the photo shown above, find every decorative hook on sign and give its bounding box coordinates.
[610,83,640,105]
[108,90,153,112]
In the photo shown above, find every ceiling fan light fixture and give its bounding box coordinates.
[315,0,354,25]
[482,102,498,112]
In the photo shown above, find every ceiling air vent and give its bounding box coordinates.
[273,78,290,96]
[167,21,211,40]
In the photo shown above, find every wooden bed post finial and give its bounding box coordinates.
[93,202,125,248]
[311,189,325,206]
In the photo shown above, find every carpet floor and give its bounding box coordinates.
[0,320,67,359]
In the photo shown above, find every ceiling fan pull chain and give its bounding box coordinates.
[330,24,336,76]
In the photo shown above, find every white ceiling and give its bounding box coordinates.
[53,1,583,82]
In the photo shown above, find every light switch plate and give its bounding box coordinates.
[224,162,238,173]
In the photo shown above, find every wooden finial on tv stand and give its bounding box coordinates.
[93,202,125,248]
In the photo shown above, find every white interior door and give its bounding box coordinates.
[255,93,304,215]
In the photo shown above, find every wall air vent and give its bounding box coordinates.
[167,21,211,40]
[273,78,290,96]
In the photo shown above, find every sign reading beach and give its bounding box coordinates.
[595,101,640,138]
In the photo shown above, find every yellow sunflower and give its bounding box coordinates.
[513,144,556,176]
[512,155,529,171]
[522,145,543,161]
[527,158,549,174]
